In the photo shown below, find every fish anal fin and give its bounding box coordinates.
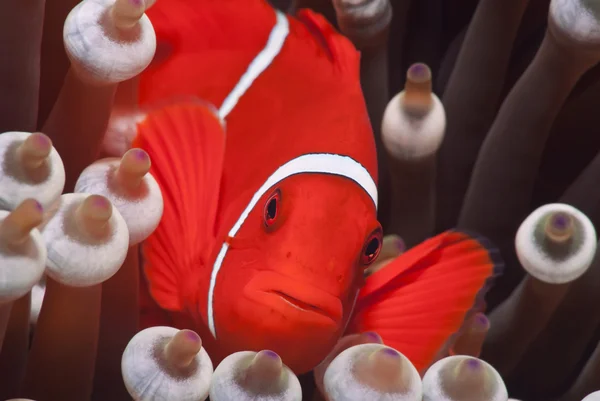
[132,101,226,313]
[348,230,503,372]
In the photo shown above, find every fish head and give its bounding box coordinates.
[211,172,381,373]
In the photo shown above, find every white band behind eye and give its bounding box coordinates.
[207,152,378,337]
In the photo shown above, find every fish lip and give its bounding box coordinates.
[245,272,344,323]
[267,290,332,318]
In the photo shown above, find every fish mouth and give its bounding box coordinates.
[244,272,344,324]
[269,290,329,316]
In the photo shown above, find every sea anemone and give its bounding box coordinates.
[1,0,600,400]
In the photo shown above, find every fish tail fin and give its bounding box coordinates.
[132,100,225,313]
[348,230,503,373]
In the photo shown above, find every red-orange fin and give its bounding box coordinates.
[294,9,361,78]
[132,101,226,312]
[347,230,503,373]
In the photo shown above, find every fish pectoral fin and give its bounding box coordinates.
[348,230,504,373]
[133,101,226,312]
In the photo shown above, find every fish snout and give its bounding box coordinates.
[245,271,344,324]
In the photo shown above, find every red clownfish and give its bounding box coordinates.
[131,0,503,374]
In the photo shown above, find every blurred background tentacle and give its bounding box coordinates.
[381,62,443,246]
[435,0,529,233]
[0,0,45,133]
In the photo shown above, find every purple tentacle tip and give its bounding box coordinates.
[551,213,569,230]
[465,358,482,369]
[395,238,406,252]
[411,64,426,74]
[92,196,110,209]
[34,133,50,147]
[263,350,279,359]
[185,330,200,342]
[132,148,148,160]
[364,331,382,342]
[382,347,400,358]
[408,63,430,80]
[474,314,489,327]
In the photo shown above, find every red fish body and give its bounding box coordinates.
[132,0,503,374]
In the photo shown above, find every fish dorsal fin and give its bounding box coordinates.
[348,230,503,372]
[295,9,357,74]
[132,101,226,312]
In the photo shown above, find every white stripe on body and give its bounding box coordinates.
[207,153,378,337]
[218,10,290,120]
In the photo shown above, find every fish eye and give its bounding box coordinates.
[263,189,281,228]
[361,229,383,266]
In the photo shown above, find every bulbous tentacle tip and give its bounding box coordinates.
[449,312,490,358]
[111,0,146,29]
[72,194,119,247]
[423,356,507,401]
[549,0,600,53]
[332,0,392,45]
[117,148,151,187]
[122,327,213,401]
[406,62,432,85]
[210,350,301,401]
[163,329,204,369]
[403,62,434,113]
[544,211,575,242]
[42,193,129,287]
[324,344,422,401]
[0,131,65,210]
[18,133,52,169]
[515,203,597,284]
[78,194,113,225]
[63,0,157,84]
[359,347,415,393]
[381,63,445,161]
[74,150,163,246]
[473,313,490,330]
[583,391,600,401]
[246,350,284,382]
[362,331,384,343]
[103,108,147,157]
[0,199,43,246]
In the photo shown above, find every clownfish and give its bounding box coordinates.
[131,0,503,374]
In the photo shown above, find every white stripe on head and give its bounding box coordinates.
[218,10,290,120]
[207,153,378,337]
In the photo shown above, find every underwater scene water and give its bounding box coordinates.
[1,0,600,400]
